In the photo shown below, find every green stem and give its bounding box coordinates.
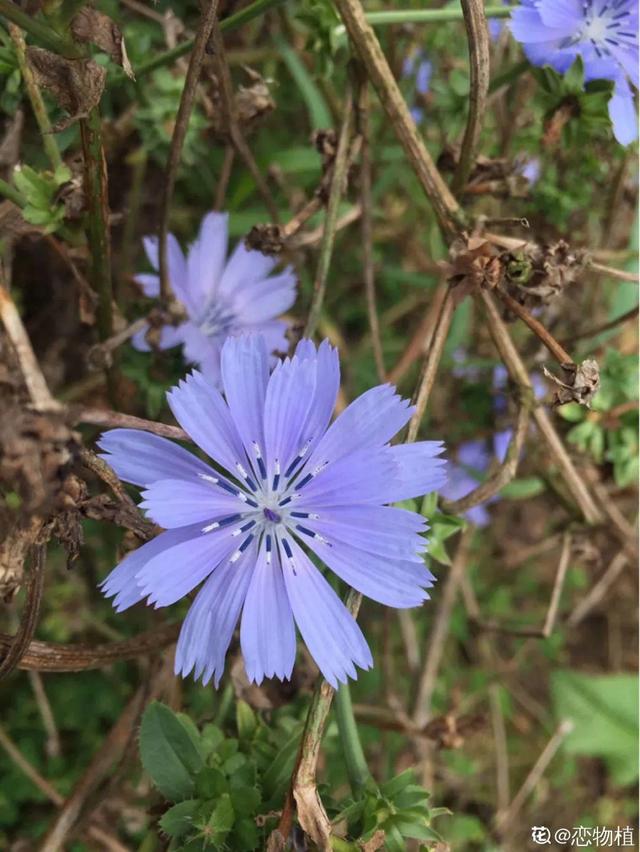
[0,177,25,207]
[0,0,79,56]
[136,0,289,77]
[360,6,511,25]
[8,23,63,171]
[79,108,112,345]
[335,681,372,798]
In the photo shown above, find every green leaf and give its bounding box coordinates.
[139,701,205,801]
[380,768,415,799]
[199,792,235,842]
[230,785,261,816]
[158,799,200,840]
[500,477,546,499]
[275,35,331,129]
[551,671,639,785]
[236,700,258,741]
[194,767,228,799]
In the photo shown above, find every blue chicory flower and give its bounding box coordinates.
[441,364,547,525]
[402,50,433,124]
[98,336,447,688]
[132,212,297,386]
[509,0,639,145]
[518,156,542,185]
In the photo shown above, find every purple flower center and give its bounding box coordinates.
[197,300,237,338]
[263,507,281,523]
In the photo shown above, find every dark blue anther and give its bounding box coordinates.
[296,473,313,489]
[263,508,281,523]
[296,525,315,538]
[239,534,254,553]
[281,539,293,558]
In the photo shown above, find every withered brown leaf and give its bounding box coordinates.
[71,7,135,80]
[26,47,106,129]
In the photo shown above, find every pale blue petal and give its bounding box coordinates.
[139,477,247,528]
[264,354,317,482]
[279,534,372,687]
[218,241,278,299]
[300,533,432,609]
[241,537,296,684]
[379,442,447,503]
[510,8,572,43]
[175,539,257,685]
[608,84,638,145]
[293,447,398,509]
[97,428,213,487]
[220,336,270,476]
[232,269,297,323]
[301,504,426,561]
[537,0,582,31]
[167,370,247,475]
[135,524,243,607]
[187,212,229,307]
[101,524,204,611]
[142,234,195,314]
[134,273,160,298]
[306,384,412,470]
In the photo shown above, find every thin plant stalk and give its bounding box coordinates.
[8,23,63,171]
[304,89,354,338]
[335,681,373,798]
[158,0,220,302]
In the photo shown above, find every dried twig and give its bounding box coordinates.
[495,719,574,832]
[494,286,574,366]
[452,0,490,196]
[38,687,146,852]
[158,0,220,301]
[209,21,280,222]
[568,305,639,344]
[0,282,60,411]
[7,24,62,171]
[28,671,62,758]
[440,395,532,514]
[0,545,46,680]
[0,624,180,672]
[73,407,189,441]
[356,77,385,380]
[413,528,473,727]
[272,590,362,850]
[489,684,510,814]
[304,88,354,339]
[333,0,464,239]
[480,290,602,524]
[589,260,639,283]
[388,283,447,385]
[566,551,628,627]
[0,724,127,851]
[406,288,455,442]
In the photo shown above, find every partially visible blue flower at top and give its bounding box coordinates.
[98,336,447,688]
[509,0,639,145]
[132,212,297,386]
[402,50,433,123]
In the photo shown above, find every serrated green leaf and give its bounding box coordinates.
[195,767,227,799]
[380,768,415,799]
[158,799,200,840]
[139,701,205,801]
